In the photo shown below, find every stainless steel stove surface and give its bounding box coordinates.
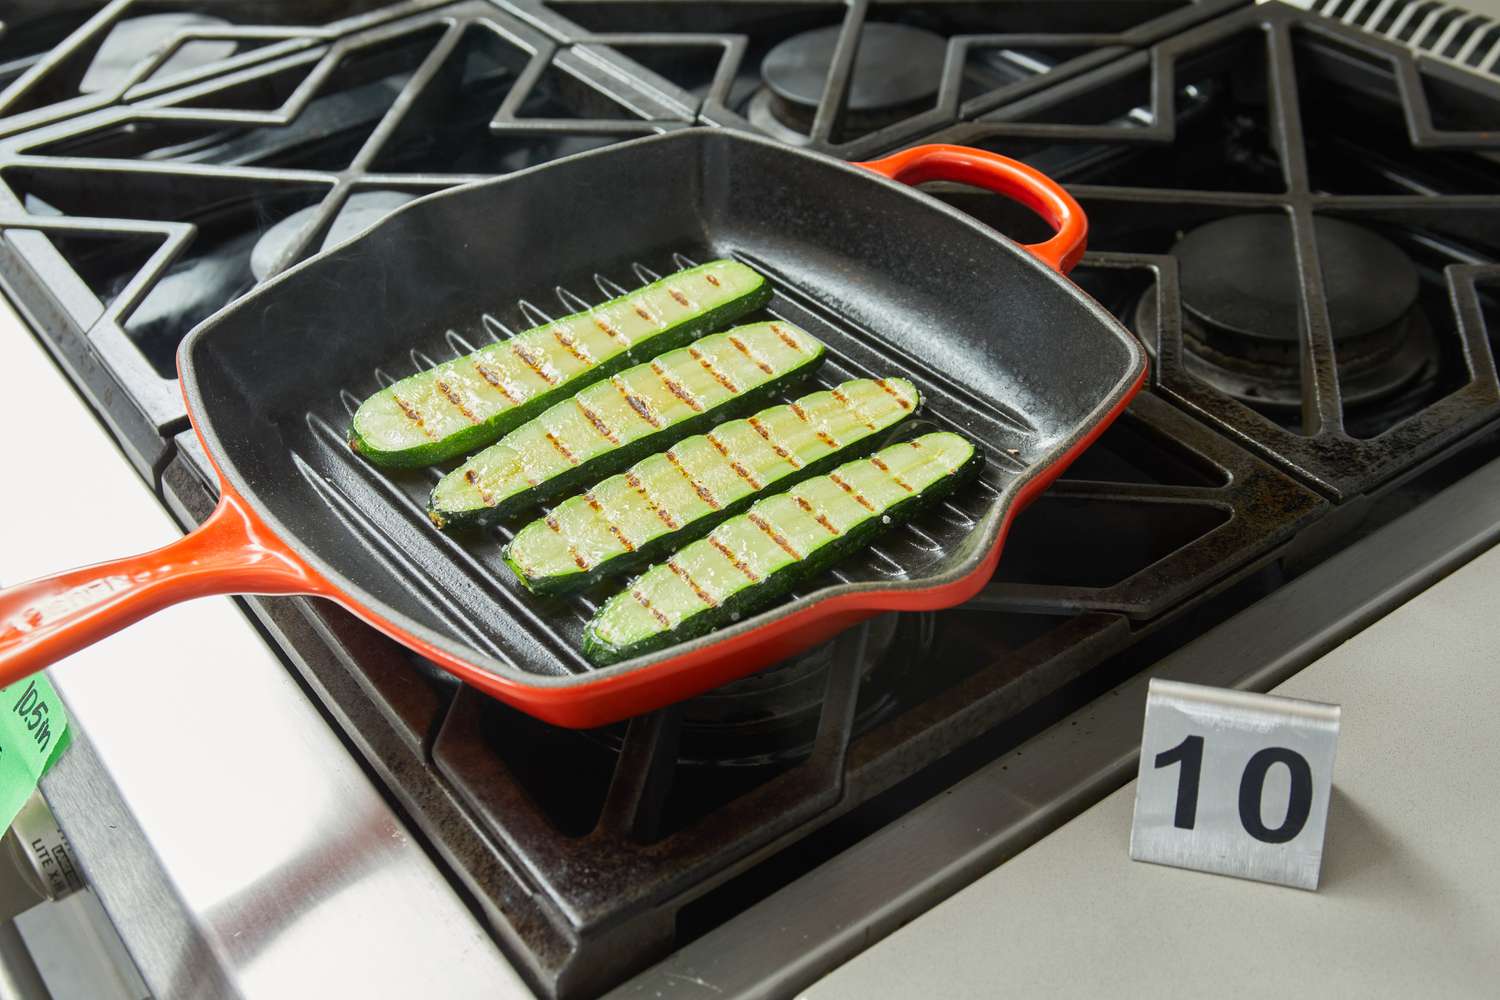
[2,2,1498,999]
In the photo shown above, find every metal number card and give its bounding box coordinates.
[1129,679,1340,890]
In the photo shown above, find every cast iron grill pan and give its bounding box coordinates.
[188,130,1136,687]
[295,249,1034,677]
[0,129,1144,726]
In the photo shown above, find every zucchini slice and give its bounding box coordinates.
[582,431,981,666]
[429,321,826,530]
[349,260,770,467]
[504,376,920,595]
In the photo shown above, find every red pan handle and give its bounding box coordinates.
[856,144,1088,274]
[0,492,325,689]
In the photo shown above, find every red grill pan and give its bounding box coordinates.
[0,130,1145,728]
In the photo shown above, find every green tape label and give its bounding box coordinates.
[0,676,69,832]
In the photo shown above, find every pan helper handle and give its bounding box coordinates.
[0,493,325,689]
[855,144,1088,274]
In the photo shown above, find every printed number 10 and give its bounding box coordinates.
[1153,735,1314,844]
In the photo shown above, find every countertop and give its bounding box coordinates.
[0,296,531,998]
[806,540,1500,998]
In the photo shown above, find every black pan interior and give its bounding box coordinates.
[182,129,1140,683]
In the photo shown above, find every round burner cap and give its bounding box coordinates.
[761,23,948,113]
[1175,214,1419,344]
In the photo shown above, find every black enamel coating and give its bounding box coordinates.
[180,128,1144,686]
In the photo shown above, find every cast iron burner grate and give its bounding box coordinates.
[0,1,445,138]
[520,0,1242,159]
[0,0,689,478]
[922,1,1500,500]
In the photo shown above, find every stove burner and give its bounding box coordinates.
[78,14,238,95]
[749,23,947,141]
[595,613,932,768]
[250,190,416,282]
[1137,214,1435,412]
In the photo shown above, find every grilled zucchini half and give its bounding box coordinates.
[503,376,920,595]
[428,321,826,530]
[582,431,981,666]
[349,260,769,467]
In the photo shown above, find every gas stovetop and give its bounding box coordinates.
[3,2,1498,998]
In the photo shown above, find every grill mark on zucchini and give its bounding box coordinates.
[668,287,691,308]
[544,431,579,466]
[876,378,913,408]
[729,460,762,489]
[502,376,919,594]
[575,399,619,444]
[652,361,702,411]
[769,323,803,352]
[463,469,495,507]
[631,588,672,628]
[707,433,764,490]
[472,359,523,405]
[612,376,662,428]
[393,395,435,438]
[593,316,625,342]
[830,387,876,430]
[705,272,721,287]
[579,494,639,556]
[583,432,980,665]
[667,450,720,509]
[668,559,717,608]
[870,455,913,492]
[689,347,739,394]
[749,512,803,560]
[607,522,637,552]
[542,517,591,572]
[748,417,801,468]
[551,327,593,365]
[348,260,768,468]
[829,473,876,511]
[710,536,760,582]
[431,322,826,530]
[795,494,842,536]
[627,473,680,530]
[434,378,479,424]
[727,334,773,375]
[512,341,559,385]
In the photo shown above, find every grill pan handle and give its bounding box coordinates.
[0,492,325,688]
[856,144,1087,273]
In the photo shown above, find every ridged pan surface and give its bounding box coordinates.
[181,129,1143,692]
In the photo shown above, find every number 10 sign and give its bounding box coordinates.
[1129,679,1340,891]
